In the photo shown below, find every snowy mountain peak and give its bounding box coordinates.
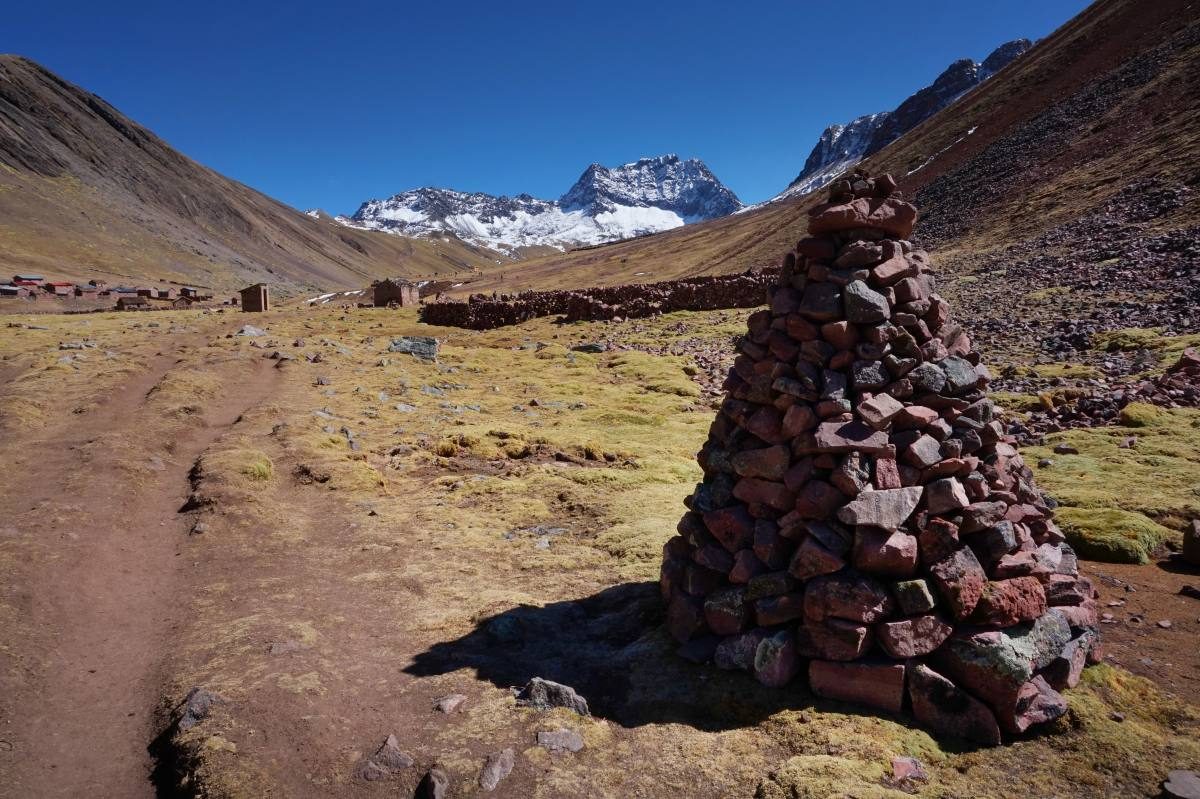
[773,38,1033,201]
[342,154,741,255]
[559,153,741,221]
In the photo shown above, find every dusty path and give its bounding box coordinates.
[0,347,281,799]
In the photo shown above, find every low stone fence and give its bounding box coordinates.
[419,270,777,330]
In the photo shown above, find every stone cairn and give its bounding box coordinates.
[659,172,1101,745]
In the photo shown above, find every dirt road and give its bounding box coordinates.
[0,338,280,798]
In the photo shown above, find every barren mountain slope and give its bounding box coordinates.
[0,55,507,293]
[465,0,1198,297]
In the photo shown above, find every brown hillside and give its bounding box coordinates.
[0,55,508,294]
[459,0,1199,296]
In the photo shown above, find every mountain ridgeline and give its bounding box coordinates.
[777,39,1034,199]
[343,154,743,255]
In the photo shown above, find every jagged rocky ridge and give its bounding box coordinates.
[660,173,1099,745]
[776,40,1032,200]
[342,154,742,254]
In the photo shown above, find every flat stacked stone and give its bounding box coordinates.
[659,171,1100,745]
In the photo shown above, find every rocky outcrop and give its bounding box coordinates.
[659,172,1099,745]
[776,40,1032,200]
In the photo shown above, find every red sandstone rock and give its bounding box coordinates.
[781,404,818,436]
[852,528,919,577]
[704,588,750,636]
[797,617,873,661]
[667,593,706,642]
[970,577,1047,627]
[908,663,1002,746]
[803,571,894,624]
[873,455,902,489]
[753,630,799,687]
[729,549,768,583]
[733,477,795,512]
[876,614,952,658]
[836,486,923,530]
[731,445,790,480]
[703,506,754,552]
[795,480,845,519]
[929,547,987,620]
[789,535,846,580]
[714,629,767,671]
[813,420,891,454]
[755,592,806,626]
[809,660,906,714]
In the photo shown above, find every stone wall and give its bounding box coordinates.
[419,271,776,330]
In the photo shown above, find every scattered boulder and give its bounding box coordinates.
[536,728,585,754]
[177,687,223,731]
[515,677,590,715]
[1164,770,1200,799]
[357,734,414,780]
[433,694,467,714]
[415,766,450,799]
[389,336,439,360]
[479,748,515,792]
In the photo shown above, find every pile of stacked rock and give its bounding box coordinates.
[659,172,1100,745]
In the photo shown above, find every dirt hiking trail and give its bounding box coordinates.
[0,345,280,799]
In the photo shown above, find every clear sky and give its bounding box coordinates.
[5,0,1090,212]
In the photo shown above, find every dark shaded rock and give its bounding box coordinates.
[516,677,590,715]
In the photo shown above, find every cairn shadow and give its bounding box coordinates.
[1155,553,1200,577]
[404,581,978,746]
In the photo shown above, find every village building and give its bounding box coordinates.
[154,287,177,299]
[0,284,30,299]
[180,287,201,299]
[46,282,75,297]
[170,296,195,310]
[12,274,43,286]
[116,295,150,311]
[74,285,99,299]
[373,278,419,308]
[239,283,269,312]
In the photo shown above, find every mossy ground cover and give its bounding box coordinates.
[1092,327,1200,373]
[1027,407,1200,562]
[3,305,1198,798]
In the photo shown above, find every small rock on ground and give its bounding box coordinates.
[433,693,467,713]
[1164,770,1200,799]
[178,687,223,731]
[415,766,450,799]
[536,728,584,753]
[515,677,590,715]
[479,748,515,792]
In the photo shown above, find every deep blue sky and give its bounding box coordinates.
[6,0,1090,211]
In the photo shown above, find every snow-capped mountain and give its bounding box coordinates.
[341,154,742,255]
[773,39,1033,201]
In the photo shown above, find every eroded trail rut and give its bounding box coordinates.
[0,355,281,799]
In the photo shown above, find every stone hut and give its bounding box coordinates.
[240,283,269,313]
[373,278,419,308]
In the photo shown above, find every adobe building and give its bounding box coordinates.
[373,278,419,308]
[116,295,150,311]
[240,283,269,312]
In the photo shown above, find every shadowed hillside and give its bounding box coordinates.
[0,55,508,293]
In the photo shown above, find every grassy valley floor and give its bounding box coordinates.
[0,306,1197,798]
